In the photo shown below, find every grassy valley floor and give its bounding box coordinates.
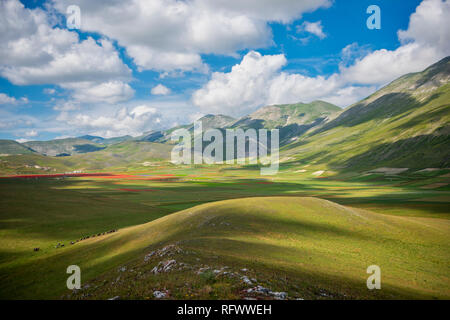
[0,165,449,299]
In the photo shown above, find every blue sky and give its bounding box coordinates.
[0,0,448,141]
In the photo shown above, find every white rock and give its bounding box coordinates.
[271,291,288,299]
[241,276,252,285]
[162,259,176,272]
[153,291,166,299]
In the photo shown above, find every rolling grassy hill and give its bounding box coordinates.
[281,56,450,170]
[0,140,36,155]
[1,196,447,299]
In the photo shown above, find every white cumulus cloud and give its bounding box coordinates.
[0,92,28,105]
[0,93,18,105]
[298,21,326,39]
[192,51,287,116]
[56,105,162,138]
[51,0,331,72]
[398,0,450,54]
[192,51,378,116]
[0,0,133,103]
[193,0,450,116]
[340,0,450,85]
[151,84,171,96]
[62,81,135,104]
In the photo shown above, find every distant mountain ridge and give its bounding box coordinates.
[138,101,340,145]
[23,138,105,157]
[1,56,449,172]
[1,100,340,156]
[139,114,237,143]
[80,135,133,145]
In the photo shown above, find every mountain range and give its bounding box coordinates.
[1,56,449,173]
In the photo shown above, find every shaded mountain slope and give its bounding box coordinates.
[79,135,133,145]
[24,138,105,156]
[232,100,340,144]
[282,56,450,170]
[234,100,340,129]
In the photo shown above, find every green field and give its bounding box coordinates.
[0,165,448,299]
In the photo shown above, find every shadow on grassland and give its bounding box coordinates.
[343,133,450,170]
[1,207,445,300]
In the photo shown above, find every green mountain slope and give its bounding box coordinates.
[234,100,340,129]
[24,138,106,156]
[140,102,339,147]
[282,56,450,170]
[0,140,36,155]
[232,100,340,144]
